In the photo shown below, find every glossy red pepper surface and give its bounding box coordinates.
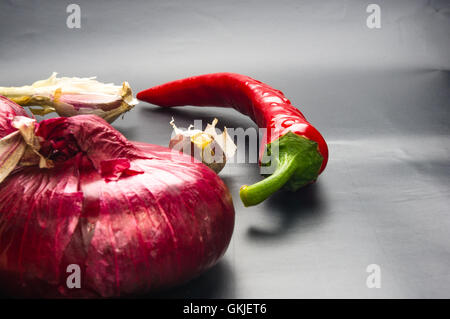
[138,73,328,172]
[138,73,328,206]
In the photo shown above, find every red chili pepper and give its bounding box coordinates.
[137,73,328,206]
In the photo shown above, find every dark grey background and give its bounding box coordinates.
[0,0,449,298]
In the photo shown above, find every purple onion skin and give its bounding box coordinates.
[0,99,235,298]
[0,96,29,136]
[58,93,123,112]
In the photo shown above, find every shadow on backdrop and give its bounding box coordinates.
[139,104,257,131]
[247,183,327,241]
[115,125,138,140]
[139,259,234,299]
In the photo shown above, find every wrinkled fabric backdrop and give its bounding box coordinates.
[0,0,449,298]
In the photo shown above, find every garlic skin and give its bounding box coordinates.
[168,118,236,174]
[0,73,138,123]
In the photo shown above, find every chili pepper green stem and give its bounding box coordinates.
[240,152,298,206]
[239,132,323,207]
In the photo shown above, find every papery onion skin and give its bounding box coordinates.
[0,100,235,298]
[0,74,138,123]
[0,96,29,137]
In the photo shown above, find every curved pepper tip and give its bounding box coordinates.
[136,90,145,101]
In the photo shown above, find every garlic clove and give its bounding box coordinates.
[0,73,138,123]
[168,118,235,174]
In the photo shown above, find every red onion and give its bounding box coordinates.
[0,96,235,298]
